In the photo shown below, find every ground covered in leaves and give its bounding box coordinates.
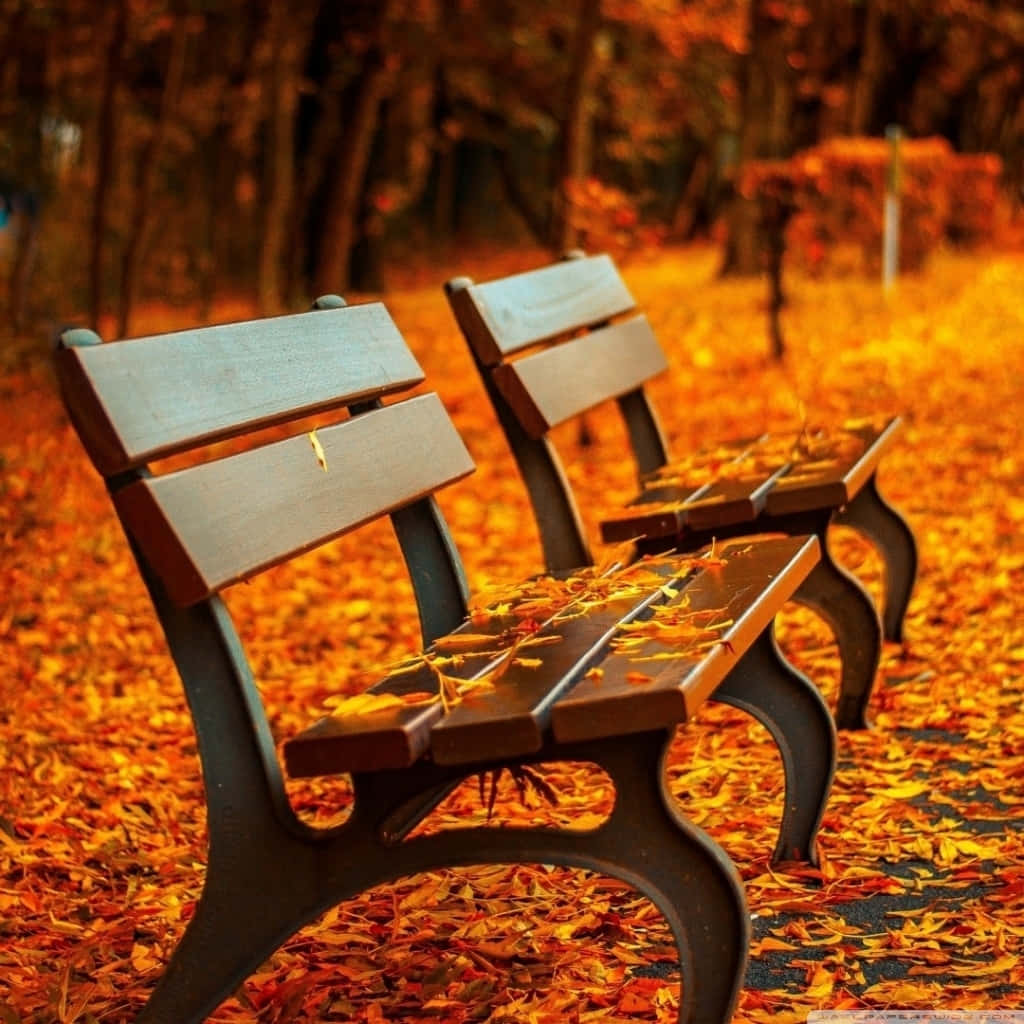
[2,246,1023,1022]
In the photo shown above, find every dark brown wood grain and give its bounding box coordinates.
[55,303,424,475]
[287,537,824,773]
[428,560,683,765]
[600,466,791,543]
[115,394,474,605]
[764,417,902,516]
[283,618,518,776]
[550,536,821,742]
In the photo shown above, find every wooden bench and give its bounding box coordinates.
[446,253,919,730]
[55,296,835,1024]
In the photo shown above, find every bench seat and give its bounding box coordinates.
[285,534,819,774]
[600,417,903,542]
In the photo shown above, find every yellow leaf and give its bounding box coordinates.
[433,632,501,652]
[881,781,932,800]
[308,429,327,471]
[324,692,434,716]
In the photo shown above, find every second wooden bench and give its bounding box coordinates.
[446,253,919,729]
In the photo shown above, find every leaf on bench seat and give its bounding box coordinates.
[322,691,437,716]
[603,416,904,539]
[612,600,736,662]
[307,429,328,471]
[550,535,820,743]
[298,544,747,773]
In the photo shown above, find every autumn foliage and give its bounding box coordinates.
[742,138,1006,276]
[2,244,1023,1021]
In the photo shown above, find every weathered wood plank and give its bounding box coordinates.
[492,317,669,438]
[448,254,636,365]
[764,417,902,516]
[428,560,685,765]
[115,394,474,606]
[284,609,532,776]
[56,304,424,475]
[550,536,820,743]
[600,469,790,543]
[599,436,792,542]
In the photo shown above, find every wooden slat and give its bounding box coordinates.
[764,417,902,516]
[285,556,679,775]
[600,502,690,545]
[449,254,637,365]
[550,536,821,743]
[282,676,444,776]
[600,467,791,544]
[56,304,425,475]
[428,561,684,765]
[599,419,901,542]
[115,394,474,606]
[283,612,523,776]
[492,316,669,438]
[286,535,821,775]
[599,435,793,543]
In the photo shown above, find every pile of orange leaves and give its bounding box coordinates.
[1,247,1023,1022]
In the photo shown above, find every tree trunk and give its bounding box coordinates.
[312,34,392,296]
[721,0,796,276]
[89,0,128,332]
[849,0,885,135]
[116,12,187,337]
[258,0,298,313]
[670,150,711,240]
[552,0,603,253]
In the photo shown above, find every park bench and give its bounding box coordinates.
[55,296,835,1024]
[446,253,919,730]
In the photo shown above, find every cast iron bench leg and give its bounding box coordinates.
[791,539,882,730]
[361,732,750,1024]
[712,627,837,866]
[835,472,918,643]
[133,832,325,1023]
[136,733,747,1024]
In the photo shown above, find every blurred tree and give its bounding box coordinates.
[259,0,305,313]
[553,0,604,252]
[721,0,804,274]
[2,0,1018,328]
[0,0,50,330]
[300,0,396,296]
[116,5,188,336]
[89,0,128,331]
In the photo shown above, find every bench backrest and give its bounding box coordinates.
[56,299,474,628]
[446,253,672,573]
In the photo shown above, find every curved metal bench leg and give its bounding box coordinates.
[712,627,837,866]
[137,734,747,1024]
[393,733,749,1024]
[133,827,325,1023]
[793,544,882,730]
[836,472,918,643]
[578,731,750,1024]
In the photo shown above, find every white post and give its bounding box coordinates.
[883,124,903,292]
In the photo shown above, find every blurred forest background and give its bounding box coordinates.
[0,0,1021,338]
